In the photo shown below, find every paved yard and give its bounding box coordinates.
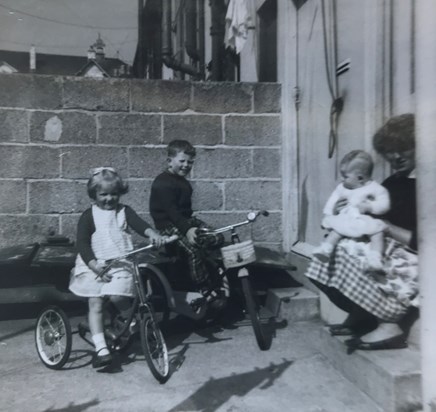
[0,311,381,412]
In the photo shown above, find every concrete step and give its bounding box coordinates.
[265,287,319,322]
[318,327,422,412]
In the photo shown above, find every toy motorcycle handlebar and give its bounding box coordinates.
[197,210,269,236]
[96,235,178,278]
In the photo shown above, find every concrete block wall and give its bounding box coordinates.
[0,74,282,249]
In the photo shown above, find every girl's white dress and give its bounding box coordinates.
[69,206,135,297]
[322,180,390,238]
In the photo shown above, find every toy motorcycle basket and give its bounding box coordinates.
[220,240,256,269]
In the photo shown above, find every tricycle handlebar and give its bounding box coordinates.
[96,235,178,278]
[197,210,269,235]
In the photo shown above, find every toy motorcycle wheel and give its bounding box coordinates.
[140,313,170,383]
[241,278,270,351]
[35,305,72,370]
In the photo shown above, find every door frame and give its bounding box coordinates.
[279,0,391,254]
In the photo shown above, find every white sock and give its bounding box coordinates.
[92,333,109,356]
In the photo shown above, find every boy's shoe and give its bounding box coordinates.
[312,243,333,262]
[190,289,227,314]
[189,297,207,314]
[92,349,112,369]
[204,289,227,312]
[208,297,227,313]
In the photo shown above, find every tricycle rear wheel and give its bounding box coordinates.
[35,305,72,370]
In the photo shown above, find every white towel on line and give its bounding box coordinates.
[225,0,252,54]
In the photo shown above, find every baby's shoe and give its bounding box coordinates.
[312,243,334,263]
[366,250,384,271]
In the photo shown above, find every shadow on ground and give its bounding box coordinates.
[42,398,100,412]
[168,358,294,412]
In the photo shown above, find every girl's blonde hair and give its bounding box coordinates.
[87,167,129,200]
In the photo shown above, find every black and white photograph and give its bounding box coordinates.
[0,1,435,411]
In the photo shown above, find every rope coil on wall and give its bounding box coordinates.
[320,0,343,159]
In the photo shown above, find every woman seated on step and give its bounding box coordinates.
[305,113,418,351]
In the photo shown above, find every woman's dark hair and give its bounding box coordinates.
[167,140,196,158]
[87,168,129,200]
[373,113,415,156]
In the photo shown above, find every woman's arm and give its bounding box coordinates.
[384,221,413,247]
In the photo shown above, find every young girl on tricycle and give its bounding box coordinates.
[69,167,168,369]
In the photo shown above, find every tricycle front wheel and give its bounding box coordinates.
[35,305,72,370]
[140,314,170,384]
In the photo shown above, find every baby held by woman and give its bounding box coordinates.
[312,150,390,271]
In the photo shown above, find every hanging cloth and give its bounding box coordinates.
[225,0,252,54]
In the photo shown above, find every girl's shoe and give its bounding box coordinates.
[92,349,112,369]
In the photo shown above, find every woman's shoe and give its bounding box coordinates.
[345,334,407,354]
[92,349,113,369]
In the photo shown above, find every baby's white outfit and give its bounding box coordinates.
[322,180,390,238]
[69,205,134,298]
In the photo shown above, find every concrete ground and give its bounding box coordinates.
[0,310,381,412]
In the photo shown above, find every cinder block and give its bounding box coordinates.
[129,147,167,178]
[0,74,62,110]
[29,181,88,214]
[250,212,282,243]
[163,114,222,145]
[62,77,129,111]
[253,148,281,178]
[225,115,281,146]
[191,181,223,211]
[131,80,191,112]
[192,82,252,113]
[30,111,96,144]
[122,179,152,214]
[61,146,128,179]
[253,83,281,113]
[59,214,80,241]
[98,113,161,145]
[319,328,422,412]
[225,180,281,211]
[193,148,252,178]
[266,287,319,321]
[0,181,26,213]
[0,145,59,178]
[0,215,59,246]
[0,109,28,142]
